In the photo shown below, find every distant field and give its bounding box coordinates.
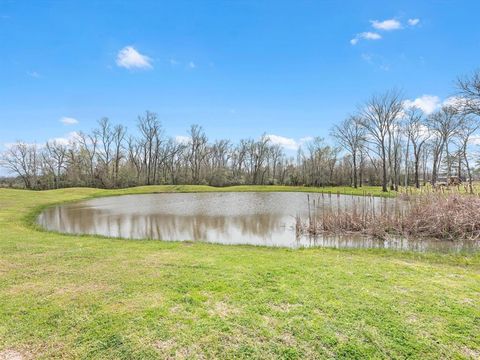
[0,186,479,359]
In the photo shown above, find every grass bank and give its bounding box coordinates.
[0,186,478,359]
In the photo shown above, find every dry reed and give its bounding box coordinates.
[296,193,480,241]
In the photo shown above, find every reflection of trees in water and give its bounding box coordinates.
[127,213,288,241]
[38,206,288,242]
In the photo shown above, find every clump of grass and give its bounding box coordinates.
[296,194,480,241]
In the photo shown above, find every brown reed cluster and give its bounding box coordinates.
[296,193,480,241]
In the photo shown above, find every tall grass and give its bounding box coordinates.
[296,193,480,241]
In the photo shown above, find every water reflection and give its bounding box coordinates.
[37,192,479,252]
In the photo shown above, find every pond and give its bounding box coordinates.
[37,192,480,252]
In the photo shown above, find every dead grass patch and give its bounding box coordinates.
[461,346,480,359]
[0,350,27,360]
[269,302,302,313]
[207,301,241,319]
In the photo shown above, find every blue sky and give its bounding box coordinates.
[1,0,479,151]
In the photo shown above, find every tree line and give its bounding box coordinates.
[2,70,480,192]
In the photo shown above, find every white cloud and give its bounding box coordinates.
[48,132,80,146]
[469,135,480,145]
[408,18,420,26]
[361,32,382,40]
[443,96,480,113]
[175,135,191,144]
[404,95,441,115]
[299,136,314,146]
[169,58,179,66]
[266,134,298,150]
[351,17,420,46]
[3,142,36,149]
[188,61,196,69]
[116,46,153,70]
[350,32,382,45]
[371,19,402,31]
[442,96,467,108]
[60,117,79,125]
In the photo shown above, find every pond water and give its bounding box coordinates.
[37,192,479,252]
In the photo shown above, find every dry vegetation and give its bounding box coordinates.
[296,191,480,241]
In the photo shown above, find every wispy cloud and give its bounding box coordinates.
[361,53,390,71]
[371,19,402,31]
[116,46,153,70]
[351,17,420,45]
[27,71,41,78]
[188,61,197,69]
[350,32,382,45]
[169,58,179,66]
[60,117,79,125]
[379,64,390,72]
[408,18,420,26]
[361,53,373,63]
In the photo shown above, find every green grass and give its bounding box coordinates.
[0,185,478,359]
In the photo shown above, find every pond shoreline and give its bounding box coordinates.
[33,188,479,253]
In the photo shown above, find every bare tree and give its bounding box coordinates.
[42,141,68,188]
[127,135,143,184]
[428,106,464,182]
[95,118,116,186]
[456,117,479,192]
[77,131,98,186]
[360,90,404,192]
[208,139,231,185]
[187,125,209,184]
[112,124,127,187]
[269,144,283,184]
[1,142,40,189]
[457,70,480,116]
[403,107,430,188]
[137,111,163,185]
[331,115,365,188]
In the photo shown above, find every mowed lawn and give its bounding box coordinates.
[0,186,479,359]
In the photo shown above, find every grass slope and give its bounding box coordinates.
[0,186,478,359]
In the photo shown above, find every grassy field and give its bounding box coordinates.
[0,186,479,359]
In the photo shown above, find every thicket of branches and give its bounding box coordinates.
[2,70,480,192]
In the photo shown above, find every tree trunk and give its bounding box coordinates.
[352,151,357,188]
